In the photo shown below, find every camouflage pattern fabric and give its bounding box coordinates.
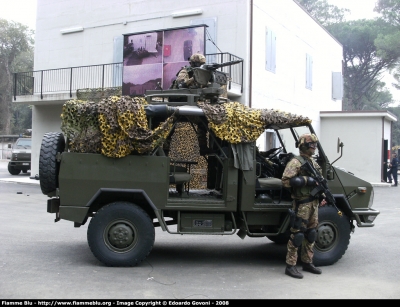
[297,133,318,147]
[61,96,311,158]
[281,154,322,266]
[286,200,319,266]
[174,67,195,88]
[189,53,206,64]
[61,96,175,158]
[199,101,311,144]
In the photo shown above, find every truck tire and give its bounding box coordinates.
[313,205,351,266]
[8,163,21,175]
[87,201,155,267]
[39,132,65,195]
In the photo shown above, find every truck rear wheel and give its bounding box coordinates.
[39,132,65,195]
[87,201,155,267]
[313,205,351,266]
[8,163,21,175]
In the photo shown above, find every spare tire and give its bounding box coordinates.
[39,132,65,195]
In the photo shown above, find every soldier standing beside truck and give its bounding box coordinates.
[281,133,327,279]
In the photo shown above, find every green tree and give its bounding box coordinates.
[0,18,34,134]
[374,0,400,94]
[297,0,350,26]
[327,19,400,110]
[374,0,400,26]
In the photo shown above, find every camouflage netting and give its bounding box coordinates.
[61,96,174,158]
[197,101,311,143]
[61,96,311,158]
[168,122,207,189]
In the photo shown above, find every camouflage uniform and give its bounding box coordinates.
[282,155,321,265]
[281,133,323,278]
[170,54,206,90]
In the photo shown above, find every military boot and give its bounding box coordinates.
[285,265,303,279]
[302,262,322,274]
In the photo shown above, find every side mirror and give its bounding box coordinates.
[332,137,344,165]
[337,137,344,153]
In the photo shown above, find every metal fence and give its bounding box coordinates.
[13,53,243,100]
[13,63,123,100]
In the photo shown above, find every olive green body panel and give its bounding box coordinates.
[59,206,90,223]
[59,153,170,209]
[327,166,373,210]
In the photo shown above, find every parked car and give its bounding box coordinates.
[8,138,31,175]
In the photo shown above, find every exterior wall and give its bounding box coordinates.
[31,104,64,176]
[252,1,343,150]
[320,112,397,183]
[35,0,250,77]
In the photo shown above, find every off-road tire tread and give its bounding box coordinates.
[39,132,65,195]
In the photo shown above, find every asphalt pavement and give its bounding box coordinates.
[0,159,399,300]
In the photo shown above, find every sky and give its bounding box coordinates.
[0,0,37,30]
[0,0,398,103]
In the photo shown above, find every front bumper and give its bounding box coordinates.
[353,208,380,227]
[9,161,31,170]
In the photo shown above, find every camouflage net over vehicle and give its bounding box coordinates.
[61,96,174,158]
[61,96,311,158]
[198,101,311,143]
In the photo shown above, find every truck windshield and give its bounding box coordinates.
[276,126,314,154]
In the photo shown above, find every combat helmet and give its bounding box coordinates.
[189,53,206,67]
[296,133,318,149]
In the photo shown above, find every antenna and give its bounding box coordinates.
[205,29,223,53]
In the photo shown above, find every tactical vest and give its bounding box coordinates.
[170,66,194,89]
[291,155,315,199]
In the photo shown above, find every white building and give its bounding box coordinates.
[14,0,395,183]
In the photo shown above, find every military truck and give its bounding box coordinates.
[39,62,379,267]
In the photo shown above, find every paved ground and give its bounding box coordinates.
[0,159,399,300]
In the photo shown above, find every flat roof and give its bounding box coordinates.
[320,111,397,122]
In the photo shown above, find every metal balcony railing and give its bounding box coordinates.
[13,53,243,100]
[13,63,124,100]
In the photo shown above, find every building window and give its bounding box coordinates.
[265,27,276,73]
[306,53,313,90]
[332,72,343,100]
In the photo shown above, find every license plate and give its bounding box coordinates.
[22,163,29,165]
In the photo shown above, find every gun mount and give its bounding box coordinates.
[145,59,242,106]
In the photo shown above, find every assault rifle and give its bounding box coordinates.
[301,160,343,216]
[201,59,242,71]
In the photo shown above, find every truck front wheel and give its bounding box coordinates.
[312,205,351,266]
[87,201,155,267]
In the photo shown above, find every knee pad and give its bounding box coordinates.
[291,232,304,247]
[305,228,316,243]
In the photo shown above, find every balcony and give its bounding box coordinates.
[13,53,243,104]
